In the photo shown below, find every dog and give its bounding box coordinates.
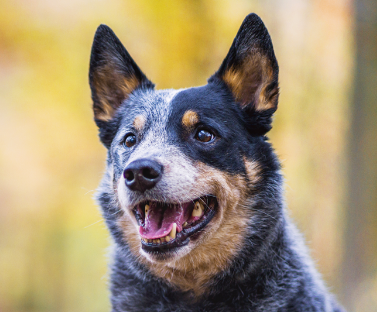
[89,13,345,311]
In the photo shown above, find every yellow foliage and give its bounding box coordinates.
[0,0,361,311]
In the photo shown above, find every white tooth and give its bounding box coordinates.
[165,235,171,242]
[169,223,177,239]
[145,204,150,217]
[192,201,203,217]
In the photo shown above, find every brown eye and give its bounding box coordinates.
[124,134,136,148]
[196,129,215,143]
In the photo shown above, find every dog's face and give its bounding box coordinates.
[89,14,279,289]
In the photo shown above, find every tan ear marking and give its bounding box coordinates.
[133,115,146,131]
[222,54,277,112]
[92,64,141,121]
[93,100,115,122]
[182,110,199,128]
[121,76,141,99]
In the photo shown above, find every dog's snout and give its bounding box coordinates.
[124,159,163,192]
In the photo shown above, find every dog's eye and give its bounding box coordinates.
[124,134,137,148]
[195,129,215,143]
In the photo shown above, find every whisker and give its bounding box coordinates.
[84,219,104,228]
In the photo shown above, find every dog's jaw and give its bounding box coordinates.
[117,174,222,264]
[115,160,258,295]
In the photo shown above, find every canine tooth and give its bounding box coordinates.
[165,235,171,242]
[183,222,188,227]
[169,223,177,239]
[145,204,150,216]
[192,201,203,217]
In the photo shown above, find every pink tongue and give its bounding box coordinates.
[139,202,192,239]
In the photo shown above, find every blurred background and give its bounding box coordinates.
[0,0,376,311]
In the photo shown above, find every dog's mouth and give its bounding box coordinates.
[132,196,217,252]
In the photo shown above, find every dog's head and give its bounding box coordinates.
[89,13,280,291]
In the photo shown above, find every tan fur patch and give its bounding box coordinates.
[133,115,146,131]
[182,110,199,128]
[243,157,262,186]
[222,53,277,112]
[117,163,252,296]
[93,63,140,121]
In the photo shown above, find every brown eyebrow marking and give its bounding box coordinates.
[182,110,199,128]
[133,115,146,131]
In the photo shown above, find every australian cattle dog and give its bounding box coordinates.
[89,13,344,311]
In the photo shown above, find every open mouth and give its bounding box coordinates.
[133,196,217,253]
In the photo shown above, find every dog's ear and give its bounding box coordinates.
[89,25,154,124]
[209,14,279,135]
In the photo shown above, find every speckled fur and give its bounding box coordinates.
[89,13,345,312]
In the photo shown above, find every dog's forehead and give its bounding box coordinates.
[128,89,178,123]
[120,84,234,138]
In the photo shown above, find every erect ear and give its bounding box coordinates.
[209,14,279,135]
[89,25,154,123]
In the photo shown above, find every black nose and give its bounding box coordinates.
[123,159,163,192]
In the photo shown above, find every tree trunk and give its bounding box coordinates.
[342,0,377,309]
